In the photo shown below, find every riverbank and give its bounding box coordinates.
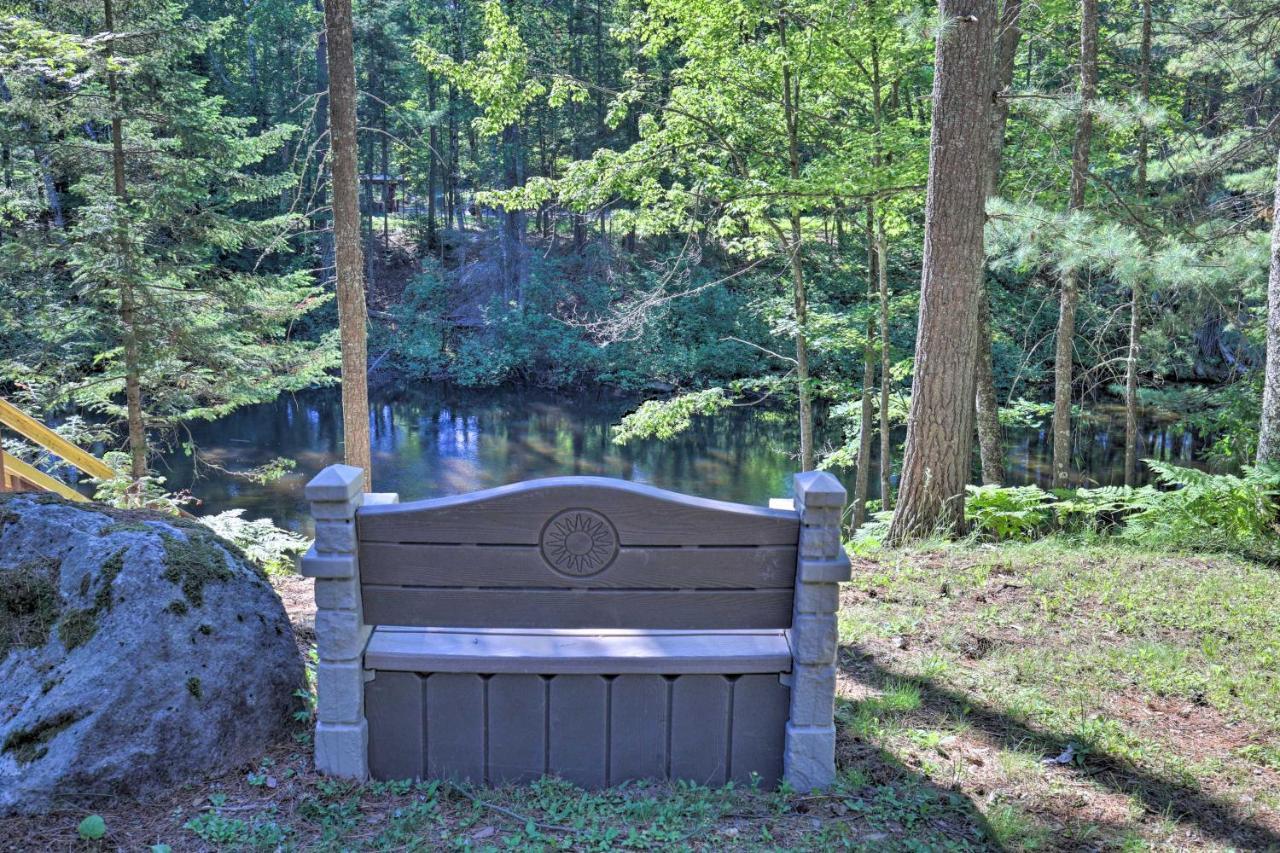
[5,540,1275,850]
[159,383,1223,532]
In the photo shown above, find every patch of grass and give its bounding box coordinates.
[0,557,61,658]
[841,539,1280,850]
[985,802,1050,850]
[187,677,202,699]
[161,531,233,608]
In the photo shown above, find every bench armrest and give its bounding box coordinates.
[784,470,847,792]
[304,464,399,780]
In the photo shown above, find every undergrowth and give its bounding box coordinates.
[856,460,1280,563]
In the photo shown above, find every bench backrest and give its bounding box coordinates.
[355,477,800,630]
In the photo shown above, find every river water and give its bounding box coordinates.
[156,385,1213,533]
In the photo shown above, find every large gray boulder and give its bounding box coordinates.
[0,493,303,815]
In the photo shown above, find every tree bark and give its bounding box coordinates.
[974,294,1003,483]
[427,71,439,244]
[852,206,877,526]
[974,0,1022,485]
[869,38,893,507]
[314,0,335,286]
[1124,0,1151,485]
[876,221,892,507]
[1258,145,1280,464]
[886,0,995,544]
[1052,0,1098,489]
[104,0,147,493]
[780,18,813,471]
[323,0,372,485]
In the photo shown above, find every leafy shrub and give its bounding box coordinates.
[1050,486,1144,533]
[856,462,1280,563]
[964,484,1053,541]
[199,510,309,575]
[91,451,195,515]
[997,398,1055,429]
[1119,460,1280,561]
[850,511,894,555]
[612,389,731,444]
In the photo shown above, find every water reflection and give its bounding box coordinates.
[160,387,1216,532]
[160,386,806,532]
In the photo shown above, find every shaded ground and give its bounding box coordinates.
[2,542,1277,850]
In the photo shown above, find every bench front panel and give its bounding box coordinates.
[366,669,790,788]
[356,477,800,629]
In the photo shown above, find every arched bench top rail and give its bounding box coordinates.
[304,465,848,790]
[355,476,801,547]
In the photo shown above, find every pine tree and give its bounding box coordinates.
[0,1,337,490]
[886,0,996,543]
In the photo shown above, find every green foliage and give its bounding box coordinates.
[198,510,308,576]
[997,399,1055,429]
[900,463,1280,560]
[1120,460,1280,561]
[90,452,193,516]
[964,485,1053,541]
[1136,383,1262,467]
[1,0,337,467]
[612,388,730,444]
[387,248,765,389]
[77,815,106,840]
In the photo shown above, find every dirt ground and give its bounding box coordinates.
[3,543,1277,851]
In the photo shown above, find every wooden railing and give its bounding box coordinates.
[0,398,115,503]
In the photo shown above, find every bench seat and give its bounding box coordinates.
[364,626,793,675]
[305,466,849,790]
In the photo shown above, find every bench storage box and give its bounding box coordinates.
[304,468,849,791]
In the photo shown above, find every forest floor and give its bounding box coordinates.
[3,542,1278,851]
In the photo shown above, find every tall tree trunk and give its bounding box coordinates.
[314,0,335,286]
[852,206,877,526]
[974,296,1003,483]
[427,72,438,244]
[975,0,1022,485]
[1258,146,1280,464]
[1052,0,1098,489]
[103,0,146,493]
[1124,0,1152,485]
[323,0,372,485]
[501,123,525,306]
[869,39,893,508]
[876,221,892,507]
[886,0,995,544]
[381,123,390,249]
[780,18,813,471]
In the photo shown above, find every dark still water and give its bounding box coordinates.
[159,386,1216,533]
[160,386,806,533]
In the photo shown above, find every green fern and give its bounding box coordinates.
[964,485,1054,541]
[1051,485,1155,532]
[1120,460,1280,561]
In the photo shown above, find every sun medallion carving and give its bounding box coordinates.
[539,509,619,578]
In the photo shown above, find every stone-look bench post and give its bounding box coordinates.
[302,464,399,780]
[783,470,850,791]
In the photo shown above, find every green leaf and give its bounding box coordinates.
[77,815,106,840]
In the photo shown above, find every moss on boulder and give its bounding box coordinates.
[0,493,302,815]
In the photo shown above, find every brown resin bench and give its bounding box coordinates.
[302,466,849,791]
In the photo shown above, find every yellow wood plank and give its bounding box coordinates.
[0,452,90,502]
[0,398,115,481]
